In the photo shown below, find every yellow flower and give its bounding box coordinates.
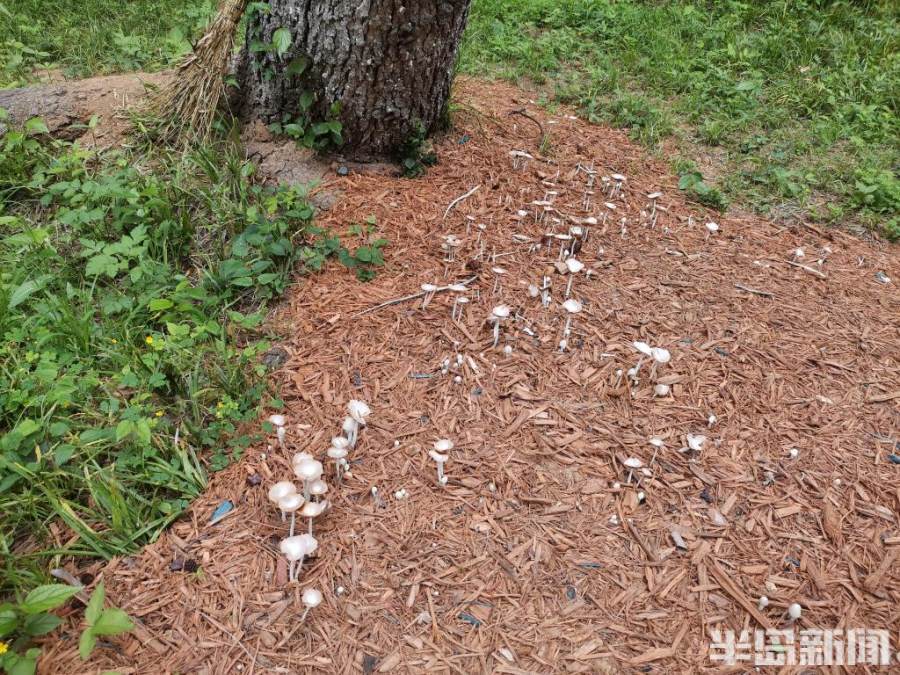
[155,410,164,417]
[216,402,224,409]
[145,336,154,345]
[0,641,8,655]
[111,338,118,344]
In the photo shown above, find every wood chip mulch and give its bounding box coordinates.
[40,78,899,674]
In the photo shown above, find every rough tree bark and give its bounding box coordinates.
[236,0,472,159]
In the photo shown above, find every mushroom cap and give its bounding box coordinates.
[301,500,328,518]
[705,222,719,232]
[491,305,511,319]
[686,434,707,451]
[584,217,598,225]
[342,416,356,434]
[562,299,583,314]
[456,297,469,305]
[654,384,671,396]
[491,266,507,275]
[278,493,305,513]
[348,400,371,424]
[292,452,313,466]
[632,341,653,356]
[280,534,318,560]
[604,202,617,210]
[429,450,449,463]
[421,283,438,292]
[434,439,454,452]
[651,347,671,364]
[309,479,329,496]
[268,481,297,504]
[569,226,584,237]
[647,191,663,200]
[509,150,534,159]
[302,587,323,608]
[331,437,350,450]
[294,457,324,482]
[565,258,584,274]
[448,283,468,292]
[327,446,348,459]
[788,603,802,619]
[554,233,573,241]
[516,209,529,217]
[268,414,287,427]
[649,436,665,448]
[623,457,643,469]
[611,173,626,182]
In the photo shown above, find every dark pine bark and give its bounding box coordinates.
[236,0,472,159]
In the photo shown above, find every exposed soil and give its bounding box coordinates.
[36,78,900,674]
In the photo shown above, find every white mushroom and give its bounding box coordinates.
[268,414,287,427]
[421,283,438,308]
[564,258,584,298]
[686,434,707,452]
[301,587,323,621]
[280,533,318,582]
[623,457,643,469]
[268,481,298,521]
[430,439,453,485]
[561,299,582,339]
[758,596,769,610]
[654,383,670,397]
[489,305,511,348]
[705,222,719,238]
[309,479,329,500]
[294,458,324,500]
[788,602,802,622]
[327,437,350,480]
[301,500,329,535]
[279,493,305,536]
[344,400,371,447]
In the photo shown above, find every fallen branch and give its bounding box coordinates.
[734,283,774,298]
[353,276,478,317]
[443,186,480,221]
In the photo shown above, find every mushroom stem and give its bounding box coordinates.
[565,275,575,298]
[308,518,314,536]
[290,512,296,537]
[564,316,573,336]
[492,320,500,348]
[289,561,295,583]
[301,607,312,622]
[436,462,446,485]
[303,480,311,502]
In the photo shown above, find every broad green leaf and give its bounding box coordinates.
[0,605,17,637]
[14,419,40,438]
[85,582,105,625]
[24,117,49,135]
[7,654,38,675]
[148,298,173,311]
[23,612,62,636]
[272,28,292,57]
[91,608,133,636]
[79,628,97,661]
[21,585,80,614]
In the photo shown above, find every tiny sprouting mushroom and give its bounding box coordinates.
[341,416,356,443]
[328,437,350,480]
[649,436,665,448]
[503,344,513,357]
[453,296,469,323]
[269,481,298,521]
[269,414,287,427]
[650,347,671,377]
[509,149,533,170]
[623,457,643,469]
[394,488,408,500]
[788,603,802,622]
[758,596,769,611]
[564,258,584,298]
[555,233,573,261]
[279,492,305,536]
[527,284,540,298]
[301,500,328,535]
[294,457,324,500]
[789,448,799,459]
[654,384,670,397]
[276,426,287,449]
[442,234,462,262]
[489,305,511,348]
[686,434,707,452]
[491,267,507,295]
[558,338,568,352]
[430,439,453,485]
[610,173,625,197]
[300,587,323,621]
[281,533,318,582]
[344,400,371,447]
[705,222,719,239]
[708,413,717,427]
[562,299,582,338]
[421,283,438,309]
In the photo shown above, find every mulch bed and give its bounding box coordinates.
[40,78,899,674]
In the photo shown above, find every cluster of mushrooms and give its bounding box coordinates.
[264,401,371,619]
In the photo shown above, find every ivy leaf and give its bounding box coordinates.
[272,28,292,58]
[79,629,97,661]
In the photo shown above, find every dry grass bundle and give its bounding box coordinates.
[140,0,248,146]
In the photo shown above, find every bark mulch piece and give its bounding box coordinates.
[39,78,899,674]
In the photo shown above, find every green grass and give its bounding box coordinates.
[461,0,900,237]
[0,117,385,594]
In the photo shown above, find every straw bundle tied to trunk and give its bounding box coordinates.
[141,0,249,146]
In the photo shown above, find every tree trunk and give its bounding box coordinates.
[236,0,472,159]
